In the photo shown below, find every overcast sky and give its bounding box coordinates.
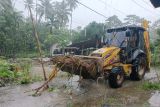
[15,0,160,28]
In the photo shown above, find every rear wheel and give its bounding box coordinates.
[108,67,124,88]
[130,57,146,80]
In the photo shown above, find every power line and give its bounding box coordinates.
[142,0,153,7]
[76,0,108,19]
[141,0,160,14]
[131,0,157,19]
[132,0,154,13]
[98,0,127,16]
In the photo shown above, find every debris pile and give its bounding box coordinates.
[32,55,103,95]
[52,55,103,79]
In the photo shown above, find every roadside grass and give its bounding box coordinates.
[14,59,43,84]
[31,75,43,82]
[13,58,32,84]
[142,82,160,91]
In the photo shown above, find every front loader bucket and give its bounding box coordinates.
[51,55,103,79]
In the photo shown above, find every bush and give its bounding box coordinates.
[0,58,44,86]
[0,58,14,86]
[0,58,33,86]
[0,58,14,79]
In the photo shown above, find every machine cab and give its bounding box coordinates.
[105,26,146,63]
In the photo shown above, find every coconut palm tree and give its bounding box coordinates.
[0,0,24,57]
[54,1,71,29]
[37,0,53,22]
[65,0,78,36]
[0,0,13,11]
[36,0,76,31]
[66,0,78,11]
[37,0,59,33]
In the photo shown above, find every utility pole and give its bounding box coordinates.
[70,11,73,39]
[85,28,87,37]
[27,3,47,81]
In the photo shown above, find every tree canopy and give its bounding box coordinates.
[0,0,159,58]
[124,15,144,26]
[105,15,122,28]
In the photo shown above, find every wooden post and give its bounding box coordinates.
[27,4,47,81]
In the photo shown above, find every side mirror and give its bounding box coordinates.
[126,30,131,37]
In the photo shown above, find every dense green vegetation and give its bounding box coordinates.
[0,0,160,60]
[0,57,44,86]
[0,58,33,86]
[0,0,77,57]
[0,58,14,85]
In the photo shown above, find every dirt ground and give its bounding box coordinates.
[0,60,160,107]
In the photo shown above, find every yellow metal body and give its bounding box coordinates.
[91,47,132,75]
[142,20,151,71]
[91,20,151,75]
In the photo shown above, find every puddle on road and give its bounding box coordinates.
[0,66,159,107]
[0,81,70,107]
[149,91,160,107]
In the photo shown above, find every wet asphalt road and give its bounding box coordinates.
[0,64,160,107]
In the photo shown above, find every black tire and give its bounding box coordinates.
[130,57,146,80]
[108,67,124,88]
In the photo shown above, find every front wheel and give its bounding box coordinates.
[108,67,124,88]
[130,57,146,80]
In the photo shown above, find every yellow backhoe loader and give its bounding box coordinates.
[51,20,151,88]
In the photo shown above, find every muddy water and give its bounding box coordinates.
[0,64,160,107]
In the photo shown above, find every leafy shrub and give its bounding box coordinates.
[0,58,45,86]
[0,58,34,85]
[0,58,14,86]
[0,58,14,79]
